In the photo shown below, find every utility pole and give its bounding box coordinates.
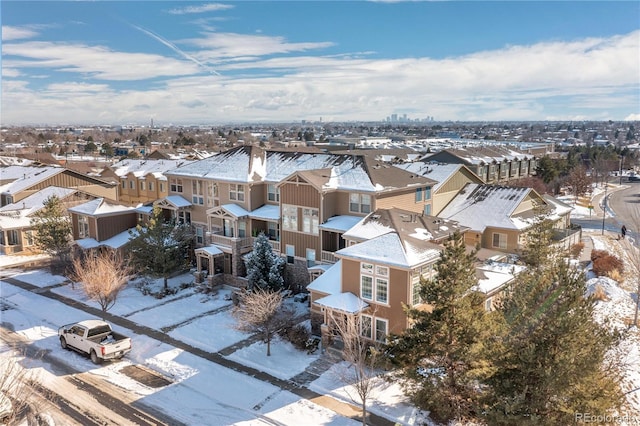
[601,182,608,235]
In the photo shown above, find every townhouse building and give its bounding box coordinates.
[159,146,440,286]
[308,207,469,344]
[99,158,194,206]
[424,146,537,184]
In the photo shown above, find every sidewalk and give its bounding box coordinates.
[2,276,395,426]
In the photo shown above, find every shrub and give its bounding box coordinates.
[592,254,624,278]
[285,324,311,351]
[591,284,609,301]
[590,249,608,262]
[570,242,584,258]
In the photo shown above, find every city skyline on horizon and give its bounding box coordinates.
[2,1,639,126]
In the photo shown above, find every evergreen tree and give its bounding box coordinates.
[483,217,624,424]
[518,204,555,268]
[30,195,73,264]
[387,231,487,423]
[245,232,285,291]
[128,206,192,291]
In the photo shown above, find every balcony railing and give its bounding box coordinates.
[321,250,338,264]
[206,232,253,250]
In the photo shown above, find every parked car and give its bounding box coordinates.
[58,320,132,364]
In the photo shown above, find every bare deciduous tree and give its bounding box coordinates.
[70,251,131,314]
[232,288,293,356]
[331,311,382,426]
[0,350,48,425]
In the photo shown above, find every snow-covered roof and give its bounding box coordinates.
[108,158,194,178]
[195,245,224,256]
[337,232,441,269]
[220,203,250,218]
[319,215,363,233]
[473,262,526,295]
[0,187,77,230]
[342,217,394,241]
[249,204,280,221]
[75,228,135,250]
[163,146,259,183]
[0,166,63,195]
[439,184,533,232]
[314,291,368,314]
[393,162,468,191]
[68,198,135,217]
[307,260,342,295]
[164,195,192,208]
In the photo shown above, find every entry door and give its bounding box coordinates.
[223,219,234,237]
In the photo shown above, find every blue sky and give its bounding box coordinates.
[2,1,639,125]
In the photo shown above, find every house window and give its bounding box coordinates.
[160,182,165,193]
[485,298,493,311]
[140,181,146,191]
[229,184,245,202]
[207,183,218,207]
[24,230,34,246]
[121,180,126,189]
[196,227,204,244]
[360,262,389,304]
[0,232,4,245]
[282,204,298,232]
[286,244,295,264]
[178,211,191,224]
[360,315,373,339]
[267,184,280,202]
[424,204,432,216]
[492,232,507,249]
[238,221,247,238]
[302,208,319,234]
[129,180,135,189]
[415,188,422,202]
[267,222,279,240]
[306,248,316,267]
[170,178,183,193]
[376,278,388,304]
[411,274,422,306]
[424,186,431,200]
[349,193,371,214]
[361,275,373,300]
[78,215,89,238]
[149,181,154,191]
[375,318,388,342]
[7,230,19,246]
[192,180,204,205]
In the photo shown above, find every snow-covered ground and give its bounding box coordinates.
[584,233,640,412]
[0,271,421,425]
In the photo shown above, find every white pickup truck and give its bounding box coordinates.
[58,320,132,364]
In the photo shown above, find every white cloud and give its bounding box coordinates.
[2,25,38,41]
[186,32,335,59]
[2,41,202,80]
[2,68,21,78]
[168,3,234,15]
[1,30,638,124]
[625,113,640,121]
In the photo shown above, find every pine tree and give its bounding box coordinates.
[483,218,624,424]
[387,231,488,423]
[245,232,285,291]
[128,206,192,291]
[30,195,73,265]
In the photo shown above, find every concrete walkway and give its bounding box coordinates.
[1,276,395,426]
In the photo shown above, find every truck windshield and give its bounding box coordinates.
[87,325,111,338]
